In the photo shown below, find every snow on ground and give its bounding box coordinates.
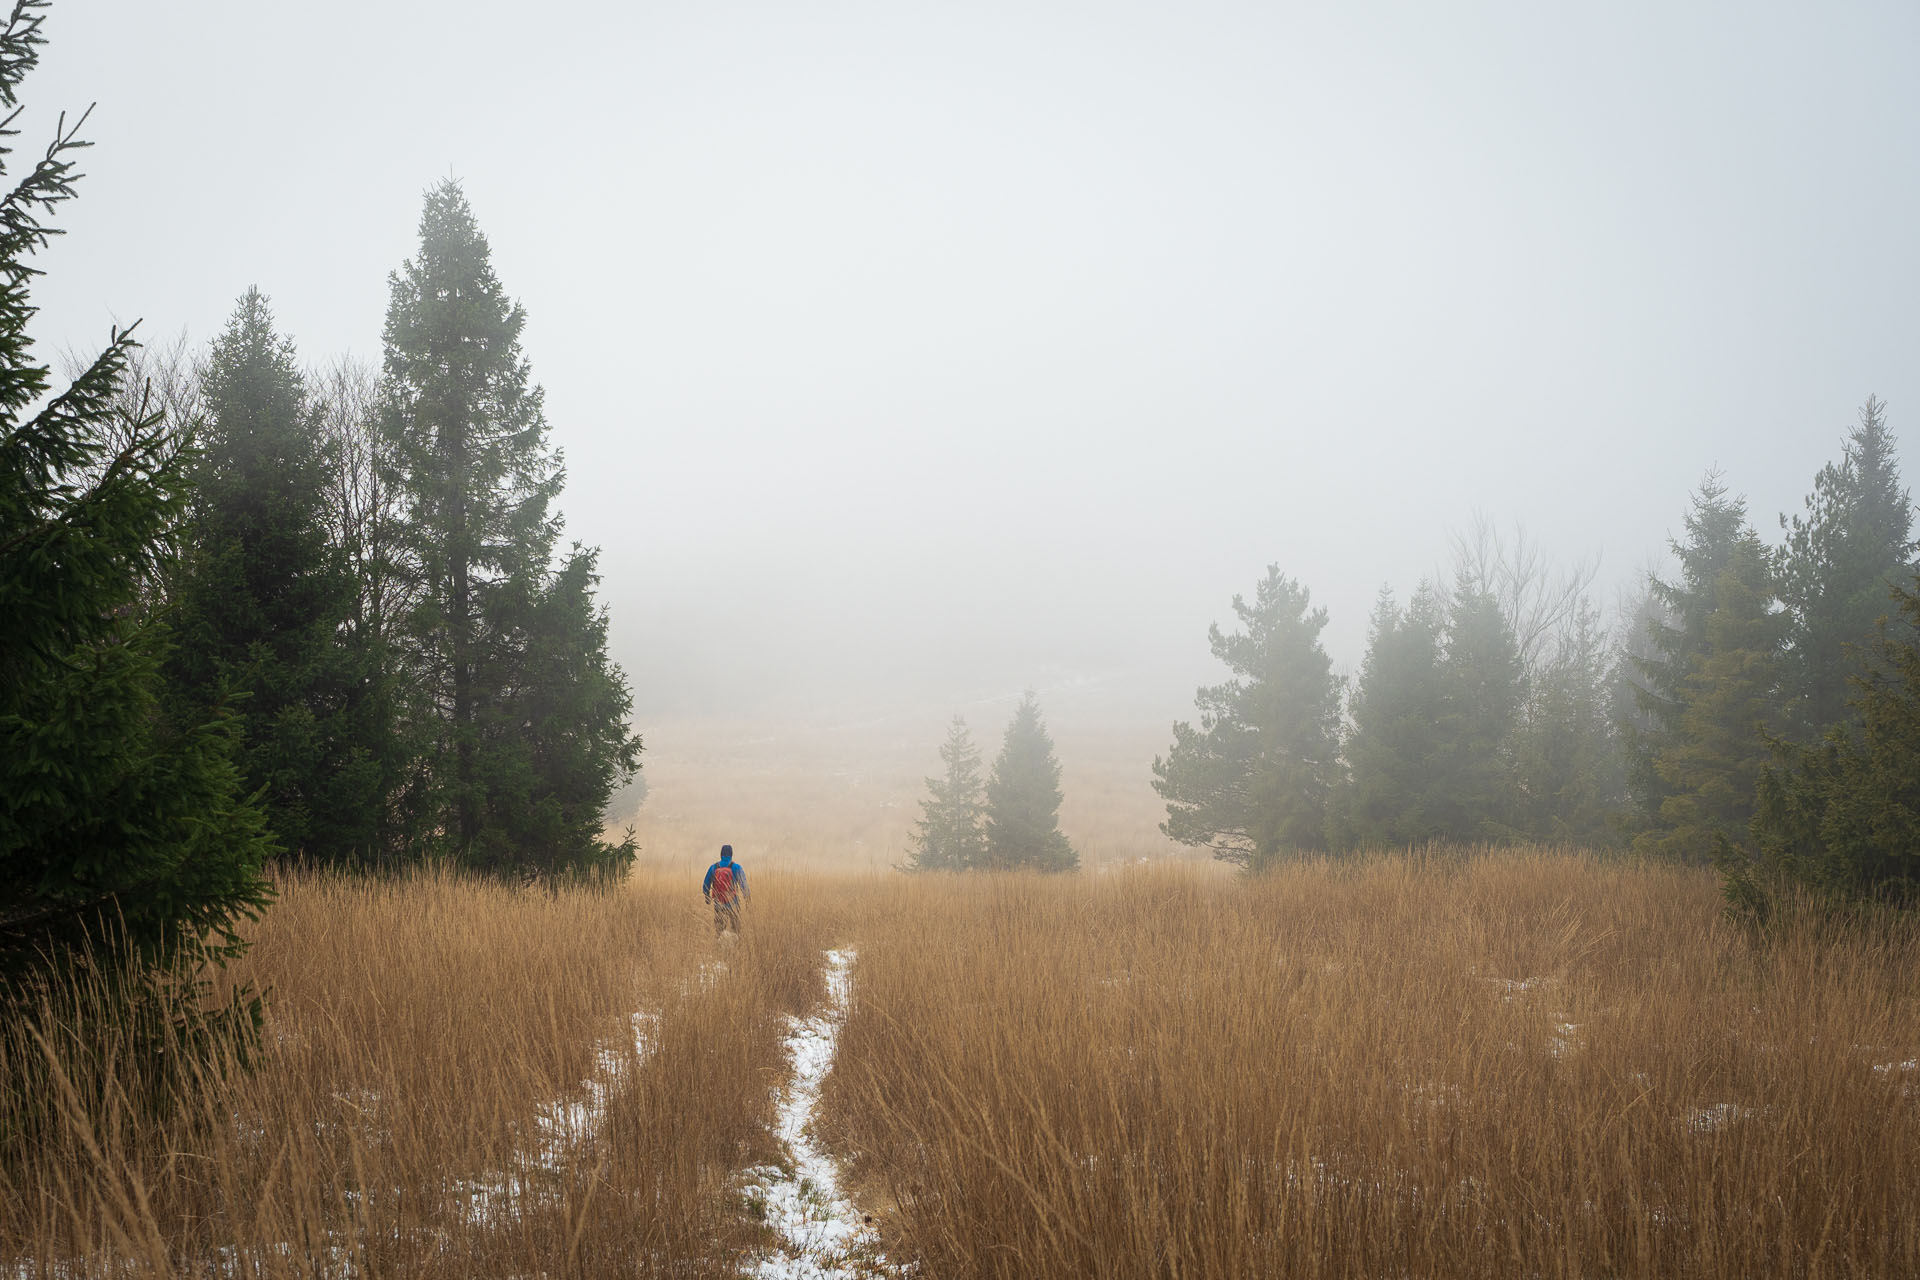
[743,948,893,1280]
[536,1007,662,1153]
[1688,1101,1757,1133]
[456,1003,660,1223]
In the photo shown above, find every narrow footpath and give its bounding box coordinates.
[743,948,892,1280]
[460,1004,660,1224]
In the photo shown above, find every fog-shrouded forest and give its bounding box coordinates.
[6,1,1920,1276]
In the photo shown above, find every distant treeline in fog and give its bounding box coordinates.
[899,400,1920,914]
[1142,409,1918,914]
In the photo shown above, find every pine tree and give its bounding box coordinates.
[1775,396,1916,739]
[1154,566,1343,866]
[1632,535,1784,865]
[1336,586,1449,849]
[1432,576,1527,839]
[1745,578,1920,910]
[903,717,988,871]
[166,290,398,865]
[0,0,272,984]
[1512,598,1625,845]
[465,545,640,876]
[1625,474,1754,835]
[984,693,1077,872]
[381,181,640,875]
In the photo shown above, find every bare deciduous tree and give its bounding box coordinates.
[1442,512,1602,681]
[64,326,200,468]
[311,354,411,645]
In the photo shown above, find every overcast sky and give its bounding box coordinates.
[26,0,1920,718]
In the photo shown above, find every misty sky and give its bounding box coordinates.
[27,1,1920,717]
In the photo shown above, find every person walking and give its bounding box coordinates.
[702,844,748,935]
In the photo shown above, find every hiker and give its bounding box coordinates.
[702,844,749,935]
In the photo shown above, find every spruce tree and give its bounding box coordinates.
[1336,586,1449,849]
[1745,578,1920,909]
[1625,474,1754,835]
[1154,566,1343,866]
[466,545,640,876]
[1775,396,1916,739]
[903,717,988,871]
[0,0,271,984]
[984,693,1077,872]
[1432,576,1527,840]
[167,290,398,865]
[1511,599,1625,845]
[380,181,640,875]
[1632,535,1783,865]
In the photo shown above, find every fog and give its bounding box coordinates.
[28,0,1920,719]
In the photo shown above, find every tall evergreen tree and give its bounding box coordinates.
[1432,575,1527,839]
[1336,586,1449,849]
[380,181,640,875]
[1512,598,1625,845]
[1154,566,1343,866]
[1744,578,1920,910]
[1625,474,1754,835]
[467,544,640,876]
[903,717,988,871]
[1632,535,1784,865]
[1775,396,1916,739]
[0,0,271,984]
[1609,572,1668,784]
[984,693,1077,872]
[166,290,397,865]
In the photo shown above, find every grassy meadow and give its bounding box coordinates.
[4,711,1917,1277]
[821,858,1920,1278]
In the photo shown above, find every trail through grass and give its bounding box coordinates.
[742,948,892,1280]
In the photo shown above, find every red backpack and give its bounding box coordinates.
[711,864,736,904]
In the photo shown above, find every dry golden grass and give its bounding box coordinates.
[7,720,1917,1278]
[820,854,1920,1279]
[1,865,846,1277]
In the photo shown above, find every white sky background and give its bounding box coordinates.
[26,0,1920,719]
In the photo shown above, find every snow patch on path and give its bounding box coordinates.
[538,1008,661,1152]
[457,1004,660,1223]
[743,948,892,1279]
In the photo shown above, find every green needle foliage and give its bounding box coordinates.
[1775,396,1916,741]
[1337,586,1449,849]
[1632,535,1784,865]
[903,716,988,871]
[379,181,640,877]
[985,692,1077,873]
[166,289,401,866]
[1337,578,1528,849]
[1155,566,1343,866]
[0,0,271,989]
[1511,599,1625,846]
[1742,579,1920,912]
[1624,474,1754,838]
[1431,576,1527,840]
